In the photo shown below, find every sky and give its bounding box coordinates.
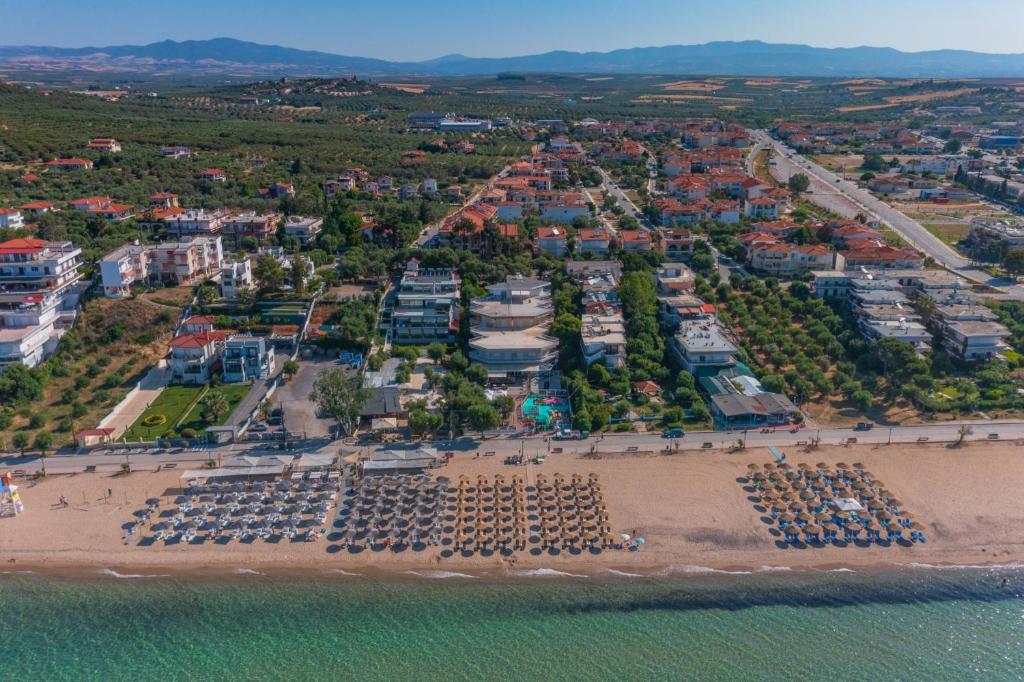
[2,0,1024,61]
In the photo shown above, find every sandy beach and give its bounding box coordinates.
[3,441,1024,578]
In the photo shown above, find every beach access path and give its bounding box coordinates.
[97,362,172,438]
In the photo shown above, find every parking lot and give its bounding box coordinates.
[274,352,349,439]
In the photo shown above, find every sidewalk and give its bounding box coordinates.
[98,362,171,438]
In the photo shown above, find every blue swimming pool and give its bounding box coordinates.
[521,395,571,427]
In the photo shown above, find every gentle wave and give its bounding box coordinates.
[515,568,589,578]
[98,569,169,579]
[325,569,363,577]
[403,570,477,579]
[757,566,793,573]
[604,568,646,578]
[233,568,265,576]
[826,568,856,573]
[0,570,38,575]
[902,562,1024,571]
[657,565,753,576]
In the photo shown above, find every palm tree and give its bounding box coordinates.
[282,360,299,381]
[202,390,230,425]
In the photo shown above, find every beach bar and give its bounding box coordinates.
[361,447,442,475]
[179,465,285,484]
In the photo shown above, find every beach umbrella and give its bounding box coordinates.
[779,512,796,523]
[888,498,903,509]
[910,522,925,531]
[797,512,813,523]
[814,512,831,522]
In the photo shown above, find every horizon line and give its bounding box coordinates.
[2,36,1024,62]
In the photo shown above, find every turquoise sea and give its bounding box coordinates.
[2,567,1023,681]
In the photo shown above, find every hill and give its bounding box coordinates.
[1,37,1024,78]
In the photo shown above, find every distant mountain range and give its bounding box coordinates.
[2,37,1024,78]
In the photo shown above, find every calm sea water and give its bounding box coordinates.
[2,568,1023,681]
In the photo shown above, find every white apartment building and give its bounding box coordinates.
[99,237,224,296]
[468,276,558,381]
[161,209,230,239]
[220,258,255,298]
[99,243,150,298]
[0,209,25,229]
[386,260,460,344]
[668,321,737,373]
[282,216,323,244]
[580,313,626,369]
[0,237,84,367]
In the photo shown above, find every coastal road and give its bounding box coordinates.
[10,419,1024,477]
[749,133,1024,301]
[750,131,993,275]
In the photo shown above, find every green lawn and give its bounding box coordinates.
[124,385,206,440]
[177,384,251,435]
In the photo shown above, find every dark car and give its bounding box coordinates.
[661,428,686,438]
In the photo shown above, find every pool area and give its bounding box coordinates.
[521,394,571,429]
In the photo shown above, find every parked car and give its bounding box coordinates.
[855,422,874,431]
[250,421,269,432]
[661,428,686,438]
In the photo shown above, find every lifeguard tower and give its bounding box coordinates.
[0,472,24,517]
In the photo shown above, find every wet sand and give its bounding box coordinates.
[3,441,1024,577]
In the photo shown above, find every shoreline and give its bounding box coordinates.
[4,555,1024,582]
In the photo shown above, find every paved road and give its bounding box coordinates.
[414,166,510,248]
[594,165,644,218]
[9,418,1024,477]
[225,351,290,429]
[749,133,1024,300]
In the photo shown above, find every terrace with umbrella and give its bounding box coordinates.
[743,459,927,548]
